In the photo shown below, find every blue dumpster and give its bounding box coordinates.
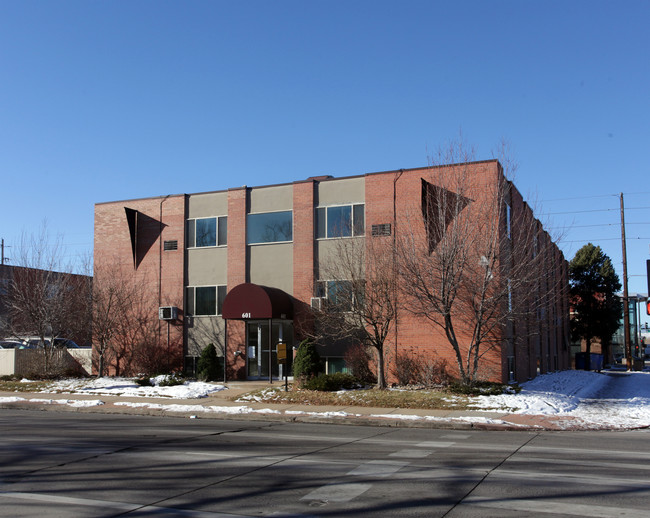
[575,353,603,371]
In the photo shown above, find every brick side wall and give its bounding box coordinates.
[93,195,185,375]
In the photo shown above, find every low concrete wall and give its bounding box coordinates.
[0,348,92,377]
[0,349,15,376]
[68,349,93,375]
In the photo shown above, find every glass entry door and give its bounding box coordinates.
[246,321,293,380]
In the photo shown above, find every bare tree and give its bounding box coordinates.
[92,259,143,376]
[312,236,397,389]
[7,225,91,376]
[396,142,552,385]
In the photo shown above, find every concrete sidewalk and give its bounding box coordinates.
[0,381,585,431]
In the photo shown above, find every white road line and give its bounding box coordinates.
[505,455,650,472]
[300,483,373,503]
[441,434,471,439]
[489,469,650,488]
[462,495,649,518]
[347,460,409,478]
[0,491,255,517]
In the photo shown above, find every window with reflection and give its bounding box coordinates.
[316,204,364,238]
[187,217,227,248]
[247,211,293,244]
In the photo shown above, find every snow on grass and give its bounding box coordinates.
[113,401,281,415]
[43,377,226,399]
[0,396,104,407]
[472,369,650,429]
[4,370,650,429]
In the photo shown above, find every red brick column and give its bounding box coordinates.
[292,180,316,341]
[226,187,248,379]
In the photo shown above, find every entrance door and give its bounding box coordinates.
[246,321,293,380]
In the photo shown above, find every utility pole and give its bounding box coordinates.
[1,238,7,265]
[620,193,632,370]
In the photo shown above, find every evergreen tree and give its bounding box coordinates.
[197,343,220,381]
[293,339,321,383]
[569,243,622,368]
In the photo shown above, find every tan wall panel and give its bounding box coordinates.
[249,243,293,294]
[187,248,228,286]
[317,177,365,206]
[316,238,365,279]
[188,192,228,218]
[187,317,225,357]
[249,184,293,213]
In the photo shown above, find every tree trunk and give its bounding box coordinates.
[376,346,386,389]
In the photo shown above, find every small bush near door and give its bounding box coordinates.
[302,372,361,391]
[293,339,321,385]
[197,343,220,381]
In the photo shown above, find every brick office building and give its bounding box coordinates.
[94,160,570,383]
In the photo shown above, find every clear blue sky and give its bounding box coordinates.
[1,1,648,305]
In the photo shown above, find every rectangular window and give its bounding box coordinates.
[247,211,293,244]
[505,202,512,239]
[315,204,365,239]
[316,280,359,312]
[186,285,227,316]
[196,218,216,247]
[217,216,228,246]
[187,217,227,248]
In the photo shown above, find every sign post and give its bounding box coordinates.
[277,342,288,391]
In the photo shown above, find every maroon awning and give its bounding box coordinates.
[221,283,293,320]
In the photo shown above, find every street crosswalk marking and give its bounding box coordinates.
[300,483,373,503]
[346,460,409,477]
[389,449,433,458]
[416,441,456,448]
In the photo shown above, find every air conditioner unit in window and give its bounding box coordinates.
[310,297,326,311]
[159,306,178,321]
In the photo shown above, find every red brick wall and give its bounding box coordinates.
[292,180,316,342]
[225,187,248,376]
[365,162,510,383]
[93,195,185,375]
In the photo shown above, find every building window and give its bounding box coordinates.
[505,201,512,239]
[247,211,293,244]
[186,285,227,316]
[316,279,361,312]
[187,217,227,248]
[316,204,365,239]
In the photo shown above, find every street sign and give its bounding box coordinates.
[277,343,288,364]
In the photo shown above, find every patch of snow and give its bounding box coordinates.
[5,370,650,430]
[43,377,226,399]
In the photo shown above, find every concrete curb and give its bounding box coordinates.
[0,395,612,432]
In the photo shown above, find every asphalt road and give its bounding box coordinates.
[1,410,649,517]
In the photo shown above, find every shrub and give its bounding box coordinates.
[135,376,152,386]
[392,352,450,387]
[343,343,376,384]
[197,343,220,382]
[447,380,516,396]
[302,373,361,391]
[293,340,321,383]
[154,373,186,386]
